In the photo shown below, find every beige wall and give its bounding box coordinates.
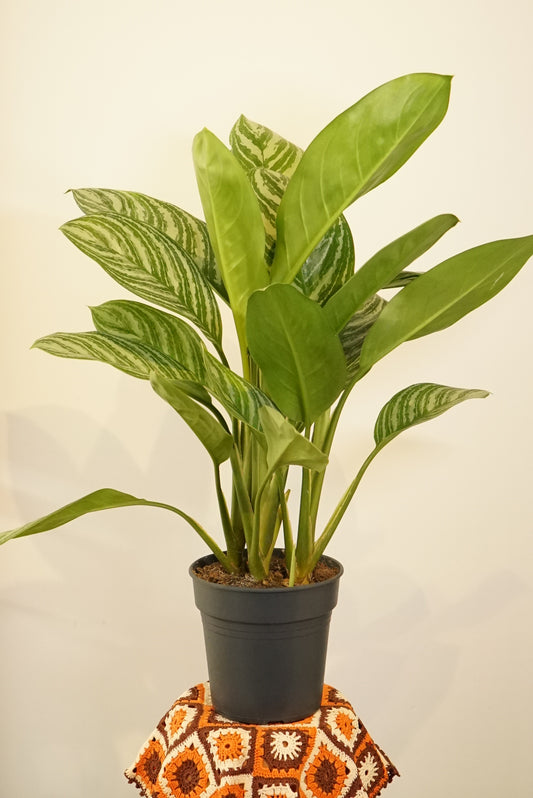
[1,1,532,796]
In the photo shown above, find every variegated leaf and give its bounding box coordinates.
[340,294,387,382]
[89,300,273,429]
[33,331,192,381]
[206,356,274,430]
[374,383,489,446]
[294,214,355,304]
[69,188,227,300]
[248,168,288,265]
[230,115,303,176]
[90,300,207,380]
[249,167,355,302]
[61,213,223,350]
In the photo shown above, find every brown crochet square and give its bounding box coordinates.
[125,683,398,798]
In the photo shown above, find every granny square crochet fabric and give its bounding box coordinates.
[125,683,398,798]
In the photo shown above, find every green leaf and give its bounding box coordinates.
[230,115,303,176]
[272,73,452,284]
[0,489,174,544]
[360,235,533,370]
[325,213,459,332]
[61,213,223,349]
[151,373,233,465]
[192,128,268,363]
[340,294,387,382]
[89,300,273,429]
[0,488,232,566]
[247,284,347,425]
[69,187,227,300]
[249,167,355,300]
[374,383,489,446]
[259,406,328,474]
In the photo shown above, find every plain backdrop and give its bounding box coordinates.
[1,1,532,796]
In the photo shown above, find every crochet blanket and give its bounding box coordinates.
[125,683,398,798]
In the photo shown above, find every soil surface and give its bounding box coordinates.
[193,552,339,588]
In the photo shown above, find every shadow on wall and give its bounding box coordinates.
[329,558,526,755]
[1,403,214,793]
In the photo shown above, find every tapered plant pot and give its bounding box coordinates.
[190,551,343,724]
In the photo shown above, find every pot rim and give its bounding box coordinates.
[189,549,344,594]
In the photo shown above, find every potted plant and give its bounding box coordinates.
[2,73,532,722]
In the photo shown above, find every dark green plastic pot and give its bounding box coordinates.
[190,551,343,724]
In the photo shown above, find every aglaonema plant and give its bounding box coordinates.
[2,73,532,584]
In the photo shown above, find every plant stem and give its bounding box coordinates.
[278,477,293,566]
[308,370,369,538]
[310,441,387,570]
[249,472,271,578]
[295,442,312,581]
[229,445,254,551]
[214,463,242,571]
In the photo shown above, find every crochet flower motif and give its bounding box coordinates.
[359,752,379,790]
[269,731,303,761]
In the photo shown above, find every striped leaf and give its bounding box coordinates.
[193,129,268,364]
[70,187,227,300]
[249,167,355,302]
[33,331,192,380]
[340,294,387,382]
[90,301,208,380]
[205,356,273,430]
[272,73,452,284]
[61,213,223,350]
[360,235,533,371]
[230,115,303,177]
[374,383,489,446]
[325,213,459,332]
[89,300,272,429]
[295,214,355,304]
[248,168,288,265]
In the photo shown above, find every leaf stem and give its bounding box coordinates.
[149,499,237,573]
[310,440,387,570]
[229,445,255,551]
[214,463,242,570]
